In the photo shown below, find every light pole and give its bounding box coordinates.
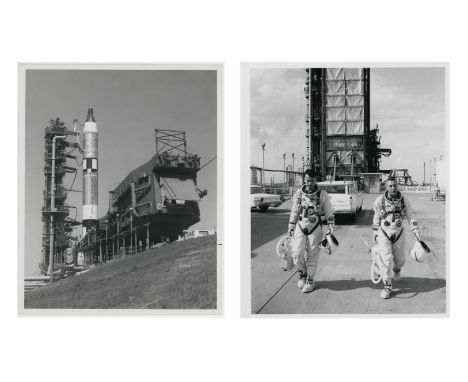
[292,153,295,186]
[423,162,426,185]
[429,159,432,200]
[261,143,265,186]
[283,153,286,186]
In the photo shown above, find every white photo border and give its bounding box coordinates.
[241,62,449,318]
[18,63,224,316]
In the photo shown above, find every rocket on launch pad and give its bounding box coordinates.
[82,107,98,235]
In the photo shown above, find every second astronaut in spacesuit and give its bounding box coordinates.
[373,176,420,299]
[288,170,335,293]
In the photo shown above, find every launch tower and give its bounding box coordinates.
[304,68,390,179]
[41,118,79,275]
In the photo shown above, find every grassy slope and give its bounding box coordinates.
[25,235,217,309]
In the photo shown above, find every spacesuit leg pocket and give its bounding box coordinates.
[291,228,307,272]
[377,230,393,281]
[305,227,322,279]
[393,236,406,270]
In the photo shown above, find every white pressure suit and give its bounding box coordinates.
[288,186,335,279]
[372,191,419,281]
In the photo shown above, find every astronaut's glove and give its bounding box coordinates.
[288,223,295,237]
[327,224,335,235]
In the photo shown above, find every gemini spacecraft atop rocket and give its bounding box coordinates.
[82,107,98,235]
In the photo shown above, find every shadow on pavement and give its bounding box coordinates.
[317,277,445,295]
[392,277,446,298]
[317,278,381,291]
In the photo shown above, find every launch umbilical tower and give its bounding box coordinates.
[304,68,391,179]
[41,118,80,276]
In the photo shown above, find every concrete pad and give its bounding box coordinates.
[251,193,446,315]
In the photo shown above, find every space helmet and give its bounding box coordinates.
[320,238,332,255]
[410,241,428,263]
[276,235,292,259]
[276,235,294,271]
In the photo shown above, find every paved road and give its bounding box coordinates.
[251,193,446,315]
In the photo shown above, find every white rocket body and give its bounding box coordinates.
[82,107,98,234]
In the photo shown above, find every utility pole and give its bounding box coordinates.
[283,153,286,186]
[429,159,432,200]
[423,162,426,185]
[261,143,266,186]
[292,153,295,186]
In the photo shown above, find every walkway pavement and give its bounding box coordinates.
[250,193,446,315]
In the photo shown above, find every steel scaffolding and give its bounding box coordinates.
[41,118,79,276]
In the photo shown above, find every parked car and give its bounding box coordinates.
[317,181,364,220]
[250,185,284,212]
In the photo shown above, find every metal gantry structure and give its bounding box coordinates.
[41,118,80,276]
[304,68,391,180]
[75,128,205,267]
[155,129,188,156]
[39,120,208,281]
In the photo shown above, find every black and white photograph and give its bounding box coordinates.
[19,64,223,313]
[5,1,468,381]
[244,64,448,315]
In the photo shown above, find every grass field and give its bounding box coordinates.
[24,235,217,309]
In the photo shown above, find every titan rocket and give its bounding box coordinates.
[82,107,98,234]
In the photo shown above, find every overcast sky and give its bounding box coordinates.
[25,69,217,275]
[250,67,446,185]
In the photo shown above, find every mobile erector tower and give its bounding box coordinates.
[41,118,79,275]
[304,68,390,179]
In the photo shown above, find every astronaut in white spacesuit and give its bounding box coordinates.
[373,177,420,299]
[288,170,335,293]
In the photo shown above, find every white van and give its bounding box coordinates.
[317,181,364,220]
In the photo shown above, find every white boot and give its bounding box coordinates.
[297,270,307,289]
[380,280,392,299]
[301,277,316,293]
